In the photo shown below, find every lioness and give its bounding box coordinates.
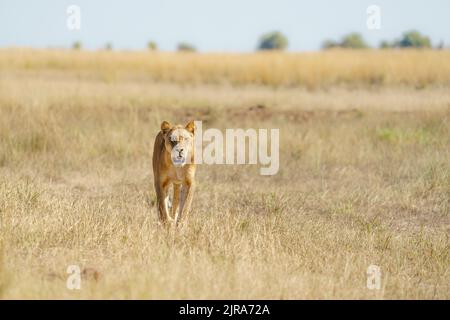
[152,120,196,225]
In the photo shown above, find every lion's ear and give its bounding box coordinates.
[161,121,171,133]
[185,120,195,134]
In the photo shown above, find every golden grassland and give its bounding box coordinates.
[0,49,449,299]
[2,48,450,88]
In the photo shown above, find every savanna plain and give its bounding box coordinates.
[0,49,449,299]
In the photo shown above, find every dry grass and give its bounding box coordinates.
[0,49,449,299]
[2,48,450,88]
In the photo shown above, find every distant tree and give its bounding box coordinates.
[177,42,196,52]
[257,31,288,51]
[436,40,445,50]
[104,42,113,51]
[397,30,431,48]
[147,41,158,51]
[379,40,393,49]
[72,41,82,50]
[340,33,368,49]
[322,39,338,50]
[322,33,369,50]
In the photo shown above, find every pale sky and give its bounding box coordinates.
[0,0,449,51]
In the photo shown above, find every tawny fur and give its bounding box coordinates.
[152,121,196,225]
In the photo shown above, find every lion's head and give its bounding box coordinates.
[160,120,195,167]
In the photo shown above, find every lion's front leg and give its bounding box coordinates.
[170,183,181,220]
[156,180,172,225]
[175,182,195,225]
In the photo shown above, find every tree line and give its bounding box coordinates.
[72,30,444,51]
[322,30,438,50]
